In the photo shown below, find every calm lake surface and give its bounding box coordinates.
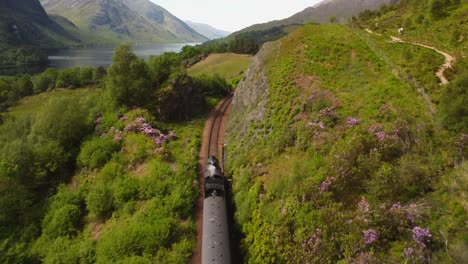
[47,43,195,70]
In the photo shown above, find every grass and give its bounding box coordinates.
[6,88,100,119]
[361,1,468,56]
[188,53,252,85]
[225,23,466,263]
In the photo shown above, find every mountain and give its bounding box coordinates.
[234,0,397,35]
[121,0,207,42]
[40,0,208,43]
[288,0,399,23]
[184,21,230,40]
[0,0,80,49]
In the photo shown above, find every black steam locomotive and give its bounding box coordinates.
[202,156,231,264]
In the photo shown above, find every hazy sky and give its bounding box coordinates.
[151,0,323,32]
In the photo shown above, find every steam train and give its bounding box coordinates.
[202,156,231,264]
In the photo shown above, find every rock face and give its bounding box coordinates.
[40,0,208,43]
[227,41,277,146]
[122,0,206,42]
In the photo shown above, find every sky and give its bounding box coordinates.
[151,0,324,32]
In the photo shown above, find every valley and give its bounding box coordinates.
[0,0,467,263]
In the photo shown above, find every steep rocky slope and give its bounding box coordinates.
[0,0,79,48]
[40,0,207,43]
[121,0,207,42]
[225,23,466,262]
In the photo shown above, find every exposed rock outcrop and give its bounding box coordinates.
[227,41,278,145]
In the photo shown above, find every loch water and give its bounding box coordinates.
[1,43,195,76]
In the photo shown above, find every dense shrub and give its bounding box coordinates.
[78,137,120,169]
[440,71,468,132]
[195,73,231,97]
[85,184,114,219]
[42,204,82,238]
[155,74,207,121]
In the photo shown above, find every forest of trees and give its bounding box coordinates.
[0,46,48,67]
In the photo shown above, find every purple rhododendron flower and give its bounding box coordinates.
[363,229,379,244]
[318,177,335,193]
[412,226,432,247]
[308,122,325,129]
[347,117,360,128]
[302,228,321,251]
[358,197,370,213]
[403,247,414,258]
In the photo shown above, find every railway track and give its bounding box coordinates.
[193,94,233,264]
[208,94,233,168]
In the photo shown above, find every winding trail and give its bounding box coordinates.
[366,29,456,85]
[389,36,455,85]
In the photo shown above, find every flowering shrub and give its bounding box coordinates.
[403,247,414,258]
[302,228,322,251]
[362,229,379,244]
[123,117,176,146]
[318,177,335,193]
[347,117,361,128]
[412,226,432,247]
[308,121,325,129]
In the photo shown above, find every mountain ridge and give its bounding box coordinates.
[233,0,397,35]
[40,0,208,43]
[185,21,230,40]
[0,0,80,49]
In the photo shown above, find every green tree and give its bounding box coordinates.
[14,75,33,98]
[155,74,206,121]
[106,45,152,108]
[147,52,181,87]
[32,74,52,94]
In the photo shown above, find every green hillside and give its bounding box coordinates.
[225,2,467,261]
[188,53,253,85]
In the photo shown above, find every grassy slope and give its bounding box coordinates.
[188,53,252,84]
[226,23,467,263]
[7,88,97,118]
[361,1,468,56]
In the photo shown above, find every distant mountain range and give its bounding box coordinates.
[234,0,397,35]
[185,21,230,40]
[40,0,208,43]
[0,0,80,49]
